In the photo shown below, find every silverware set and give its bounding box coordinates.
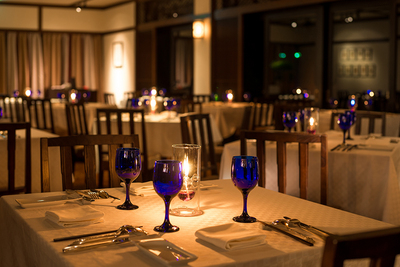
[259,216,333,246]
[330,144,357,152]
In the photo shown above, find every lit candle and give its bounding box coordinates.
[307,117,316,134]
[181,156,191,201]
[150,97,157,113]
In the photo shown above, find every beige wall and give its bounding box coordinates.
[0,5,38,30]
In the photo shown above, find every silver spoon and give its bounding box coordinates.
[71,225,142,245]
[283,216,331,239]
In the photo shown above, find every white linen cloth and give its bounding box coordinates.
[195,223,267,250]
[121,181,157,197]
[45,205,104,227]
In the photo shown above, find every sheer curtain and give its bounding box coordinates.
[0,32,6,94]
[0,32,102,97]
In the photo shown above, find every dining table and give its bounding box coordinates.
[93,111,223,159]
[219,130,400,225]
[1,179,398,267]
[201,102,253,139]
[0,127,62,193]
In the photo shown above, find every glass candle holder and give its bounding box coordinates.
[304,107,319,134]
[170,144,203,217]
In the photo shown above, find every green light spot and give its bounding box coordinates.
[279,53,286,59]
[294,52,302,58]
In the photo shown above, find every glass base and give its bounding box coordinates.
[233,215,257,223]
[117,203,139,210]
[154,225,179,232]
[170,207,204,217]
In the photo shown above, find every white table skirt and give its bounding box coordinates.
[0,180,398,267]
[0,128,62,193]
[219,131,400,225]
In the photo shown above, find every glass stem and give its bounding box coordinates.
[163,196,172,225]
[241,191,250,217]
[125,182,131,203]
[343,130,346,144]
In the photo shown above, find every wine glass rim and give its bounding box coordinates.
[155,159,181,164]
[232,155,258,160]
[172,144,201,149]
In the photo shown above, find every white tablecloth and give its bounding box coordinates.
[219,131,400,225]
[0,128,62,193]
[202,102,253,139]
[0,180,398,267]
[93,111,223,159]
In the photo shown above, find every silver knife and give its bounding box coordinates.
[258,220,314,246]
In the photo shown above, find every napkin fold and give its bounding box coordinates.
[121,181,157,197]
[45,205,105,227]
[195,223,266,250]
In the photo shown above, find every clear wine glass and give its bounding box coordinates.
[337,113,352,145]
[231,156,259,223]
[115,147,141,210]
[153,160,183,232]
[345,110,356,140]
[282,111,298,132]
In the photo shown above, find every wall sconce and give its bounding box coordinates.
[113,42,123,68]
[193,20,205,39]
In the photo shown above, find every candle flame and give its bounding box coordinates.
[310,117,314,126]
[183,156,189,177]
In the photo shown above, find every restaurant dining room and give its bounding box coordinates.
[1,0,400,266]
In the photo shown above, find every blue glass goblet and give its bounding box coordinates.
[345,110,356,140]
[153,160,183,232]
[337,113,352,145]
[231,156,259,223]
[282,111,298,132]
[131,98,141,109]
[115,148,142,210]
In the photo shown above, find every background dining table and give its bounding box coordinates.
[93,111,223,159]
[0,127,62,193]
[0,179,398,267]
[219,130,400,225]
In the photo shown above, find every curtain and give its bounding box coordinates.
[93,35,103,92]
[18,32,30,94]
[71,34,83,89]
[28,33,44,98]
[83,34,96,89]
[0,32,6,94]
[7,32,18,95]
[61,34,70,85]
[175,38,193,89]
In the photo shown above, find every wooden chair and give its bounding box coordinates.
[192,94,211,103]
[96,108,152,185]
[321,226,400,267]
[180,113,219,180]
[65,103,88,135]
[0,122,31,196]
[252,101,275,131]
[179,99,202,113]
[0,94,11,121]
[222,105,253,144]
[26,99,55,133]
[8,97,27,123]
[40,134,139,192]
[329,111,339,130]
[355,111,386,136]
[104,93,116,105]
[240,130,328,204]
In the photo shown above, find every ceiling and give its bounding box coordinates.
[0,0,135,8]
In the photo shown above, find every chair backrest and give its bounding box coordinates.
[355,111,386,136]
[252,101,274,130]
[65,103,89,135]
[179,99,202,113]
[40,134,140,192]
[240,130,328,204]
[27,99,55,133]
[104,93,116,105]
[96,108,149,182]
[0,94,11,120]
[192,94,211,103]
[321,226,400,267]
[7,97,27,123]
[330,111,339,131]
[180,113,218,178]
[0,122,31,195]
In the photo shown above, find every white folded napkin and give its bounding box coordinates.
[45,205,104,227]
[121,181,157,197]
[195,223,266,250]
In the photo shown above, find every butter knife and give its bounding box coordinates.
[63,237,131,253]
[258,220,314,246]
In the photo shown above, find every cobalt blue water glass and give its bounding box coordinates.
[337,113,352,145]
[231,156,259,223]
[153,160,183,232]
[115,147,141,210]
[282,111,298,132]
[345,110,356,140]
[131,98,141,109]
